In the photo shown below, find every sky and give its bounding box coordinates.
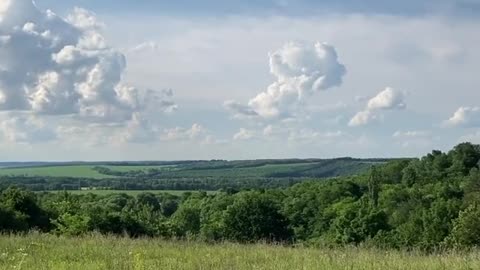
[0,0,478,161]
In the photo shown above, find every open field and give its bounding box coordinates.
[0,234,478,270]
[44,190,217,196]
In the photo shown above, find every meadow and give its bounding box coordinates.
[0,233,478,270]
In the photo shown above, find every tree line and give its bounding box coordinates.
[1,142,480,249]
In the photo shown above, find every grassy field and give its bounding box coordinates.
[0,234,478,270]
[46,190,217,196]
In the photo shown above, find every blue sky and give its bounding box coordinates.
[0,0,478,161]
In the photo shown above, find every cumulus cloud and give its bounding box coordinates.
[349,87,406,127]
[444,107,480,127]
[162,124,218,144]
[348,110,377,127]
[233,128,256,141]
[366,87,406,111]
[0,0,175,124]
[226,41,346,120]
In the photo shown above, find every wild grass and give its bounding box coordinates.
[0,233,478,270]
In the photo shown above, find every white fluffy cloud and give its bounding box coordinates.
[0,0,175,124]
[162,123,214,143]
[444,107,480,127]
[349,87,406,126]
[226,41,346,120]
[366,87,406,111]
[233,128,256,141]
[348,110,377,127]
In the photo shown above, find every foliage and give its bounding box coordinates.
[221,192,292,242]
[446,204,480,247]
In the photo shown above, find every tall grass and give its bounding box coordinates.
[0,233,478,270]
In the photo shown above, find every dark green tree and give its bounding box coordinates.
[223,192,292,242]
[0,187,50,231]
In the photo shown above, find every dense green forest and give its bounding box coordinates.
[0,158,380,191]
[1,143,480,249]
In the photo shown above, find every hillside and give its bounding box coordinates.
[0,158,387,191]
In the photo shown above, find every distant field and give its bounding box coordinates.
[0,234,478,270]
[0,165,174,178]
[101,165,177,172]
[0,159,382,192]
[46,190,217,196]
[0,162,315,179]
[0,165,109,179]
